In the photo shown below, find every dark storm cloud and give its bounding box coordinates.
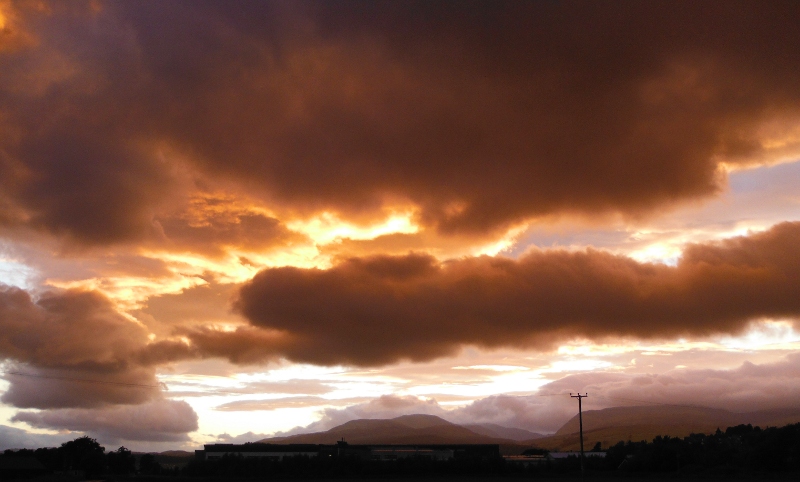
[0,286,161,407]
[234,222,800,366]
[1,365,160,409]
[178,325,288,365]
[2,1,800,244]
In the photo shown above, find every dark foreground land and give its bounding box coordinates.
[3,422,799,481]
[5,476,800,482]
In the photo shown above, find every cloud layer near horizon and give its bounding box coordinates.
[1,1,800,246]
[235,222,800,365]
[2,223,799,421]
[12,398,198,443]
[271,353,800,436]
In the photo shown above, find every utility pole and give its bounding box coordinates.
[570,393,588,477]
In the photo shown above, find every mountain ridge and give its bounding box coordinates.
[529,405,800,450]
[258,414,515,446]
[252,406,800,452]
[463,423,544,441]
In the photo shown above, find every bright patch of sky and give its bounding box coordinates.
[159,316,800,441]
[716,320,800,351]
[0,259,33,289]
[287,211,418,245]
[509,160,800,264]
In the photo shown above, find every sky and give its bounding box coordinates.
[1,0,800,452]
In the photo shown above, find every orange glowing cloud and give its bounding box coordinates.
[1,2,800,247]
[232,222,800,366]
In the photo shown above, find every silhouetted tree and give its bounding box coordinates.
[107,446,136,475]
[59,436,106,477]
[138,453,163,474]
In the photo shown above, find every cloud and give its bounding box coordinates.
[269,387,590,436]
[1,365,161,410]
[0,286,200,448]
[12,398,198,443]
[137,282,242,332]
[215,431,273,444]
[221,379,334,396]
[0,424,74,451]
[177,325,287,365]
[275,395,448,436]
[270,392,573,436]
[449,353,800,433]
[2,2,800,245]
[541,353,800,414]
[214,396,368,412]
[153,194,306,257]
[16,221,787,380]
[0,286,163,408]
[273,353,800,436]
[234,222,800,366]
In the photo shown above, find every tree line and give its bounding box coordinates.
[603,422,800,475]
[3,436,168,478]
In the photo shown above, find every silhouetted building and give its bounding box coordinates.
[547,451,606,460]
[197,442,500,461]
[503,454,548,465]
[197,443,319,460]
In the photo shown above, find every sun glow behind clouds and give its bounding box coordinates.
[624,222,772,266]
[0,259,32,289]
[46,273,207,311]
[406,368,546,399]
[453,365,530,372]
[287,211,418,245]
[556,321,800,358]
[717,320,800,351]
[150,319,800,440]
[470,224,528,257]
[47,244,325,309]
[156,362,412,438]
[542,359,614,373]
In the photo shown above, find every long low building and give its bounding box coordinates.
[504,452,607,465]
[197,442,500,461]
[198,444,320,460]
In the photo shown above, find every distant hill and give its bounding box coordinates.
[463,423,544,441]
[151,450,193,468]
[157,451,193,457]
[257,414,524,448]
[530,405,800,451]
